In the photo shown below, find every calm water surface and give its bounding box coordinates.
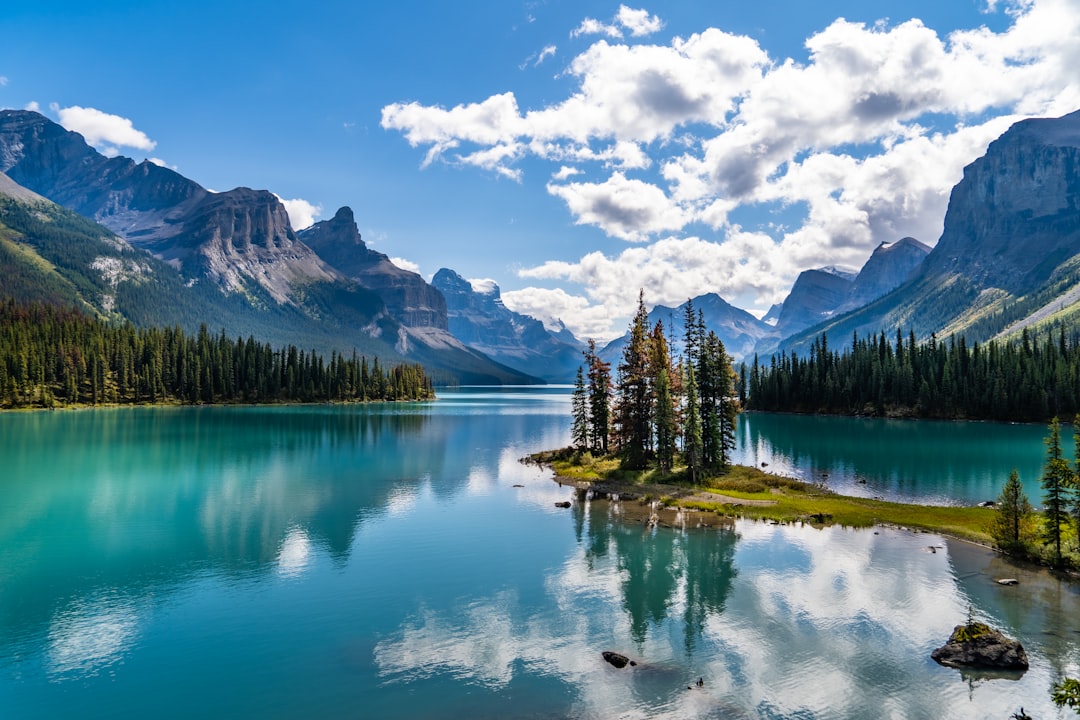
[1,389,1077,719]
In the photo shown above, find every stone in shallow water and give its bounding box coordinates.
[602,651,637,669]
[931,623,1028,671]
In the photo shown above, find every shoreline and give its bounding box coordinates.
[530,452,1080,584]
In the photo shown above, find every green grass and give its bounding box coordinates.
[529,447,996,544]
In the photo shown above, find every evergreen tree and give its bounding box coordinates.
[683,363,703,484]
[583,338,611,454]
[1041,417,1073,567]
[571,365,589,450]
[990,468,1033,553]
[651,321,677,476]
[614,291,653,469]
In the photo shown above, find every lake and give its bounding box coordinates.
[1,388,1077,718]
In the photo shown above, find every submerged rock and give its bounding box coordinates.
[602,651,637,669]
[555,501,572,508]
[931,622,1028,670]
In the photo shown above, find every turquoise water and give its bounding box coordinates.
[1,389,1077,718]
[735,412,1067,506]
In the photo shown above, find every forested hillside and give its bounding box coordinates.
[0,301,434,408]
[747,328,1080,422]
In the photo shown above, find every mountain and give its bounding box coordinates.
[299,207,447,328]
[773,267,856,337]
[431,268,584,382]
[842,237,931,312]
[0,109,534,384]
[779,108,1080,354]
[600,292,774,365]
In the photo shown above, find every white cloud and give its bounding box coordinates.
[615,5,663,37]
[551,165,582,181]
[54,105,157,152]
[502,286,623,341]
[536,45,557,66]
[571,17,622,39]
[273,195,322,231]
[389,256,421,274]
[571,6,663,39]
[384,0,1080,338]
[25,101,40,112]
[547,172,690,241]
[0,76,8,86]
[145,157,179,170]
[467,277,499,295]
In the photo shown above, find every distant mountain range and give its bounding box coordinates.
[431,268,584,383]
[3,106,1080,381]
[0,109,541,384]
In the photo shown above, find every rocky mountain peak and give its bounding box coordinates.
[300,210,448,329]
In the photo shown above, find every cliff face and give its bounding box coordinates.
[844,237,930,311]
[923,112,1080,293]
[778,108,1080,354]
[0,109,339,304]
[299,207,448,329]
[432,267,583,382]
[774,268,856,337]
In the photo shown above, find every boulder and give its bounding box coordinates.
[602,651,637,669]
[931,622,1028,670]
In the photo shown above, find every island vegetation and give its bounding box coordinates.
[539,294,1080,571]
[0,300,434,408]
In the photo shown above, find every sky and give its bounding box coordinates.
[3,0,1080,341]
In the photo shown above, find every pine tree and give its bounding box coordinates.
[615,291,652,469]
[1041,417,1072,567]
[571,365,589,450]
[650,321,677,476]
[991,469,1033,553]
[683,363,703,484]
[583,339,611,454]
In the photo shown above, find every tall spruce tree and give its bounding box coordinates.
[683,362,703,484]
[1041,417,1072,567]
[650,320,678,476]
[583,339,611,454]
[571,365,589,450]
[615,291,653,469]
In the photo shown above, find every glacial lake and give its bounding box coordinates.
[1,387,1078,719]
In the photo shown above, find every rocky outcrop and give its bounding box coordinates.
[432,267,583,382]
[299,207,448,329]
[931,622,1029,670]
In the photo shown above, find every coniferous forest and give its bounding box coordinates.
[0,301,434,408]
[746,328,1080,422]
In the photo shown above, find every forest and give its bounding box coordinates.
[0,300,434,408]
[745,327,1080,422]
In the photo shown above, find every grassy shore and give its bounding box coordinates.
[527,447,996,545]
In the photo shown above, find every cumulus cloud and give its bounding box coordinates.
[390,256,421,274]
[54,105,157,152]
[571,5,663,39]
[273,195,322,231]
[468,277,499,295]
[384,0,1080,337]
[25,101,40,112]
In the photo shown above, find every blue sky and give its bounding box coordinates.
[2,0,1079,340]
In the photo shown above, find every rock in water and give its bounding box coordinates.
[931,622,1028,670]
[602,651,636,669]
